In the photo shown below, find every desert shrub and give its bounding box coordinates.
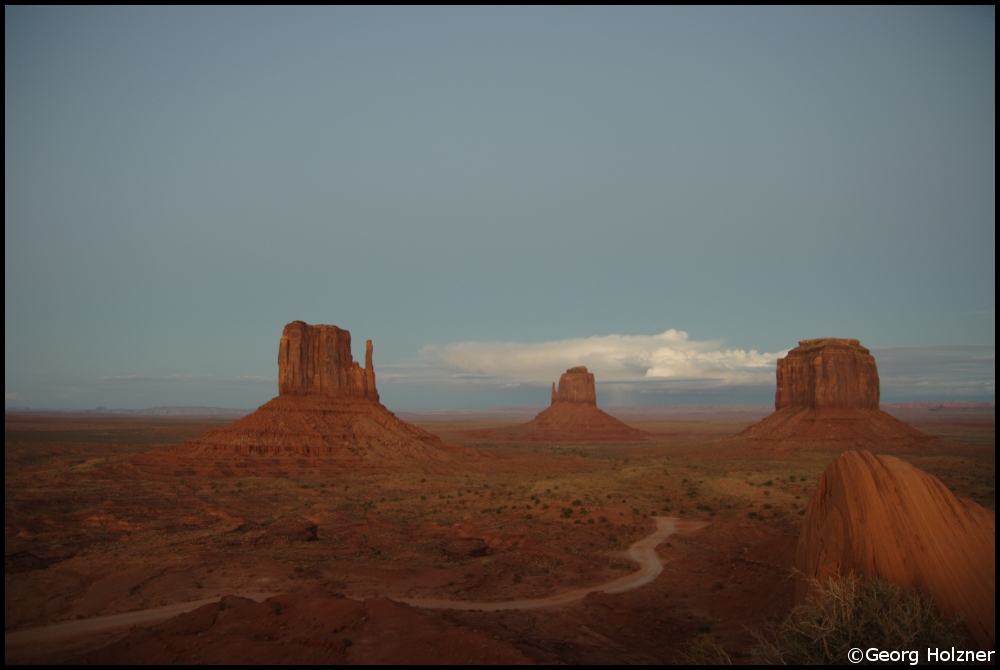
[561,507,574,518]
[684,632,731,665]
[751,575,968,665]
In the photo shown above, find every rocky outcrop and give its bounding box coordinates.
[775,339,878,410]
[278,321,378,400]
[796,451,995,649]
[551,367,597,405]
[162,322,473,466]
[475,366,647,442]
[738,338,932,451]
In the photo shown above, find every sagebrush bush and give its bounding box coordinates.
[751,575,968,665]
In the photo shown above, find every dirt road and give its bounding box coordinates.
[401,516,706,611]
[4,592,277,663]
[6,516,701,660]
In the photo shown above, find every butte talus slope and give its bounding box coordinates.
[737,338,933,451]
[162,321,470,464]
[796,450,995,650]
[482,367,648,442]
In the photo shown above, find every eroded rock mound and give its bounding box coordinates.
[155,322,471,466]
[738,338,932,451]
[797,451,994,649]
[479,367,647,442]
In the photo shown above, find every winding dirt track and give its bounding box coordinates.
[401,516,706,611]
[6,516,702,656]
[4,592,278,655]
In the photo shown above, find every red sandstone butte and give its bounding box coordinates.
[550,366,598,404]
[738,338,931,451]
[797,451,995,649]
[480,367,647,442]
[775,338,879,410]
[162,322,470,464]
[278,322,378,400]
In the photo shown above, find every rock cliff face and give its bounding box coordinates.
[775,339,878,410]
[797,451,995,649]
[738,338,932,451]
[551,367,597,405]
[163,322,471,466]
[278,321,378,400]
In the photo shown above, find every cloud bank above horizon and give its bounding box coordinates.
[372,335,994,409]
[3,335,993,410]
[380,329,787,390]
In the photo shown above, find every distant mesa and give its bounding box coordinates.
[738,338,933,451]
[479,366,647,442]
[550,366,597,404]
[161,321,471,465]
[797,450,995,650]
[774,338,878,410]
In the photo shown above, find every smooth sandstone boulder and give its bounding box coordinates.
[797,451,995,649]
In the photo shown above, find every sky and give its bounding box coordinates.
[5,7,995,410]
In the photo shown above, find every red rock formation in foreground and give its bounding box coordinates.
[797,451,995,649]
[479,367,647,442]
[738,338,932,451]
[162,322,470,465]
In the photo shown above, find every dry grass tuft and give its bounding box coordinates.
[751,575,968,664]
[684,632,731,665]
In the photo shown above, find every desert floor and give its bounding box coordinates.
[5,405,994,664]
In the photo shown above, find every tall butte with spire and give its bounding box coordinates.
[168,321,470,464]
[738,338,932,451]
[482,366,647,441]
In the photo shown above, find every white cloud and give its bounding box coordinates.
[382,329,786,389]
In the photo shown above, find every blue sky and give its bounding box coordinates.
[5,7,995,410]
